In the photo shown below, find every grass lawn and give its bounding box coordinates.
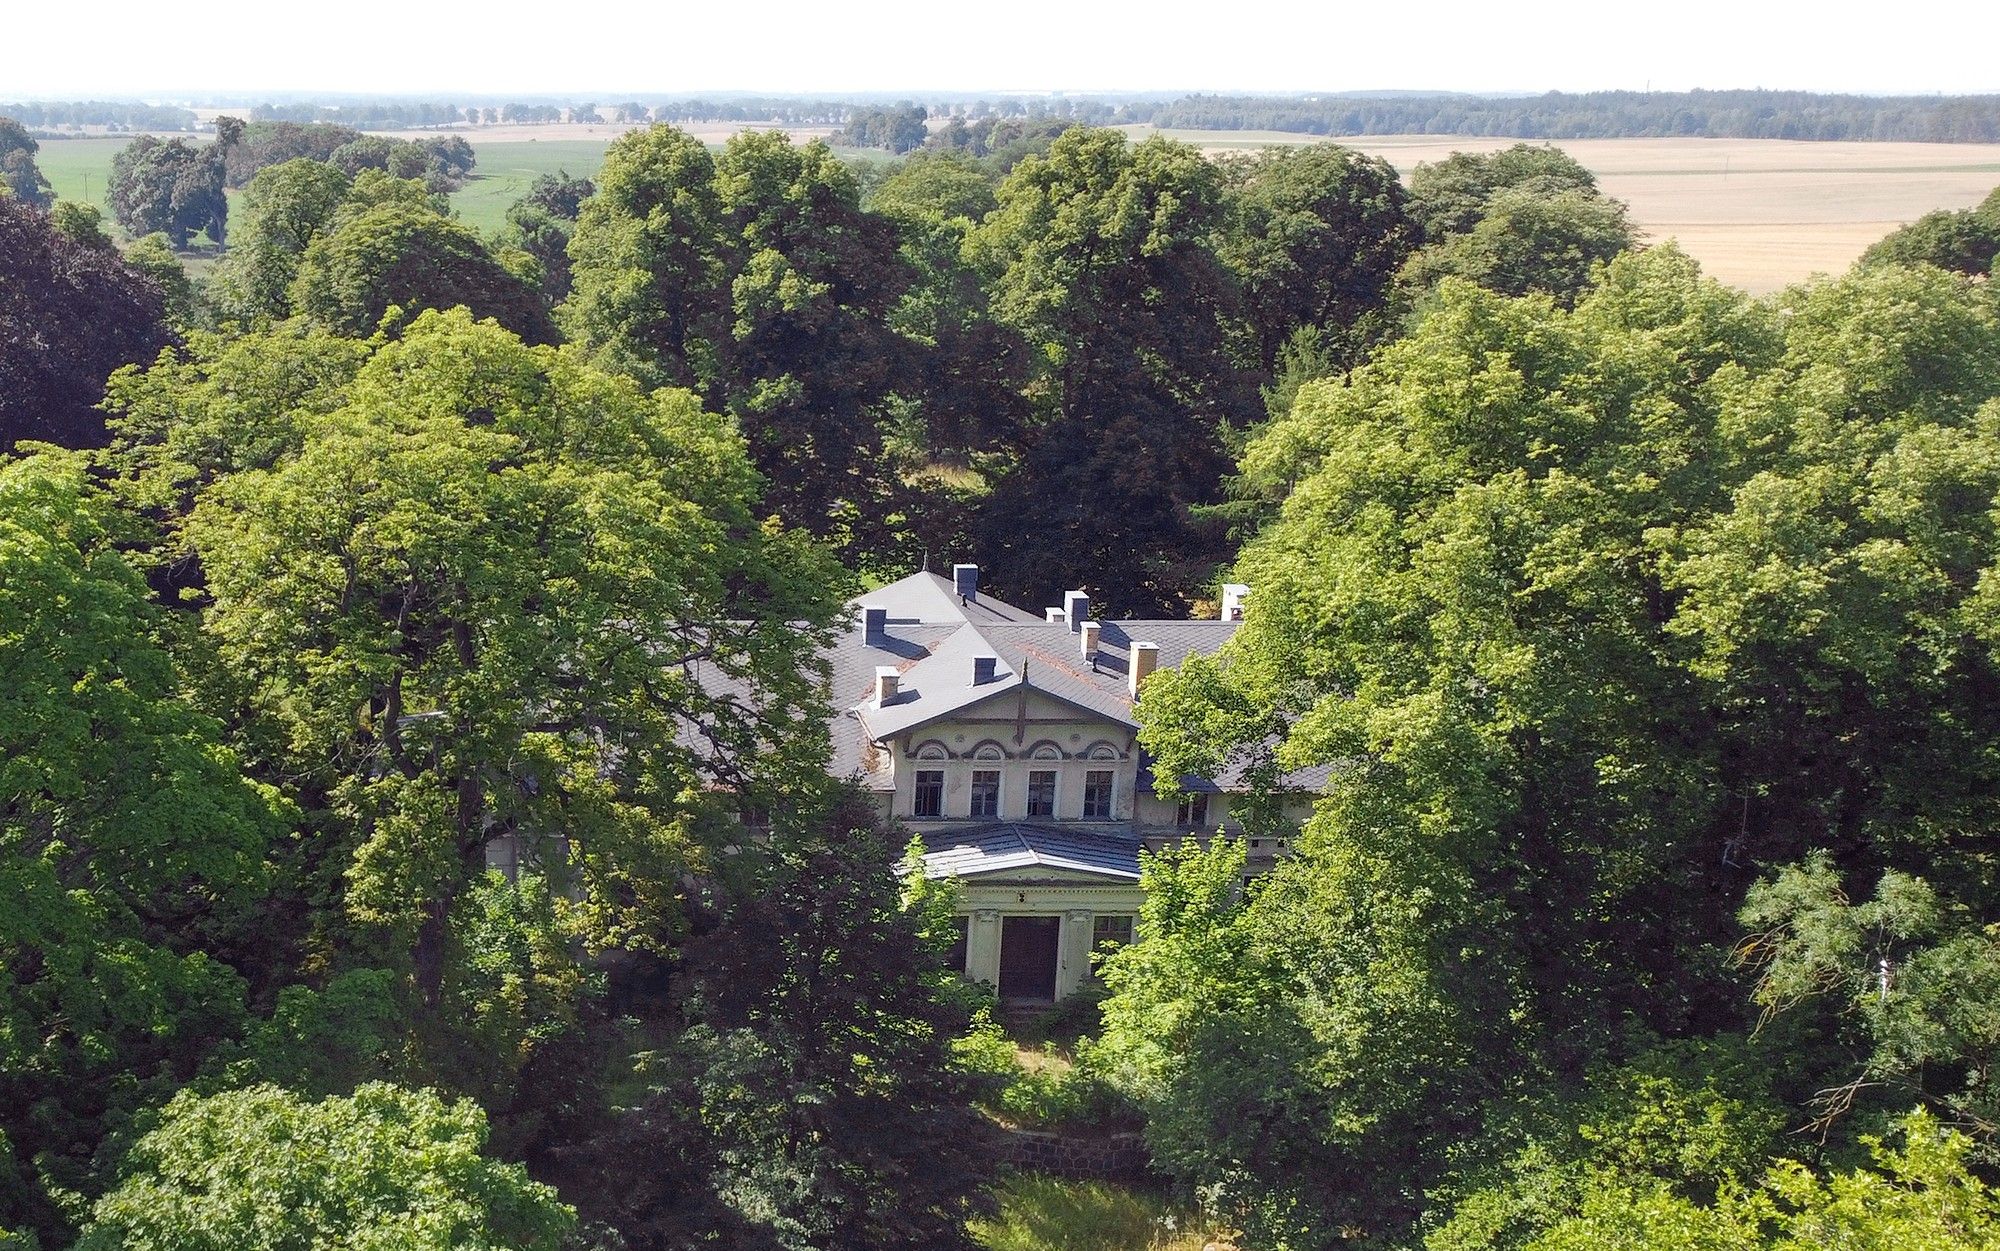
[972,1175,1235,1251]
[30,136,128,212]
[447,139,615,235]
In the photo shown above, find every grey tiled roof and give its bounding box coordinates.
[790,570,1326,796]
[912,822,1144,880]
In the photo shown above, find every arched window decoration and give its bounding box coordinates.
[1026,740,1065,760]
[970,740,1007,761]
[1083,740,1121,760]
[912,740,951,761]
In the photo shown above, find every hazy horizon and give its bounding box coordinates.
[13,0,1994,99]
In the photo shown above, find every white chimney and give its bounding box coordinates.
[1080,620,1101,660]
[874,666,900,704]
[1128,641,1159,696]
[972,655,998,685]
[1063,590,1089,630]
[861,605,887,638]
[1045,607,1067,624]
[1221,583,1250,621]
[953,563,979,601]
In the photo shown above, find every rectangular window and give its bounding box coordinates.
[969,769,1000,818]
[1175,792,1210,828]
[1092,914,1134,954]
[1026,770,1057,818]
[913,769,944,818]
[1082,770,1114,819]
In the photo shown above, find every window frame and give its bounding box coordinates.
[1082,769,1114,819]
[1176,791,1210,828]
[1026,769,1057,818]
[913,769,945,818]
[969,768,1000,818]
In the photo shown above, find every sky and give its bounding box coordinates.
[8,0,1996,99]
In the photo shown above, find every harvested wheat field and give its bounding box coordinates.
[1138,129,2000,293]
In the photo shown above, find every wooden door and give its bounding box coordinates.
[999,915,1059,1001]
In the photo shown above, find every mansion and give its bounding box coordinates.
[830,565,1317,1003]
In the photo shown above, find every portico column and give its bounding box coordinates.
[966,909,1001,988]
[1055,908,1095,999]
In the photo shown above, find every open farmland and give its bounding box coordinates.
[27,128,2000,291]
[1127,128,2000,293]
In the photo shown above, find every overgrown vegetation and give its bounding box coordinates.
[6,100,2000,1251]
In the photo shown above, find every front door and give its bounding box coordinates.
[999,915,1059,1001]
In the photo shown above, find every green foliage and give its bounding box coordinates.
[74,1083,573,1251]
[0,454,285,1243]
[121,233,197,328]
[564,125,917,560]
[1398,144,1636,307]
[209,158,351,321]
[971,1175,1226,1251]
[0,116,53,209]
[107,135,228,250]
[172,308,840,1010]
[1529,1110,2000,1251]
[1221,142,1418,368]
[1862,195,2000,278]
[969,127,1260,613]
[46,200,110,248]
[557,795,988,1251]
[1119,248,2000,1248]
[291,199,555,342]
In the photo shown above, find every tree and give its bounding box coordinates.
[967,127,1261,614]
[562,123,731,393]
[552,792,987,1251]
[1397,185,1636,306]
[173,309,843,1015]
[1115,253,2000,1249]
[290,200,556,342]
[1862,201,2000,278]
[0,454,284,1245]
[0,116,53,209]
[564,126,917,553]
[75,1084,573,1251]
[0,195,169,448]
[1221,143,1419,369]
[1396,144,1635,308]
[107,135,229,249]
[210,158,351,320]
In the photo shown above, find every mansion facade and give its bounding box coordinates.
[831,565,1317,1003]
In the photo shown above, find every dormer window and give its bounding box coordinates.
[1176,792,1209,828]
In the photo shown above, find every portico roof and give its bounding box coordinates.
[910,822,1143,881]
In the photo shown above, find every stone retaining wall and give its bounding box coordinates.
[998,1127,1150,1181]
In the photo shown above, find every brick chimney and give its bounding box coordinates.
[1128,641,1159,696]
[874,666,900,704]
[953,563,979,601]
[1080,620,1100,661]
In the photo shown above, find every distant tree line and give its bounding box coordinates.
[1152,89,2000,142]
[838,104,929,153]
[1,100,197,131]
[250,100,467,129]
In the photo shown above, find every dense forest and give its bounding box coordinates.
[5,105,2000,1251]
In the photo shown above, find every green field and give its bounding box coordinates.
[447,139,613,234]
[26,135,619,237]
[31,136,129,212]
